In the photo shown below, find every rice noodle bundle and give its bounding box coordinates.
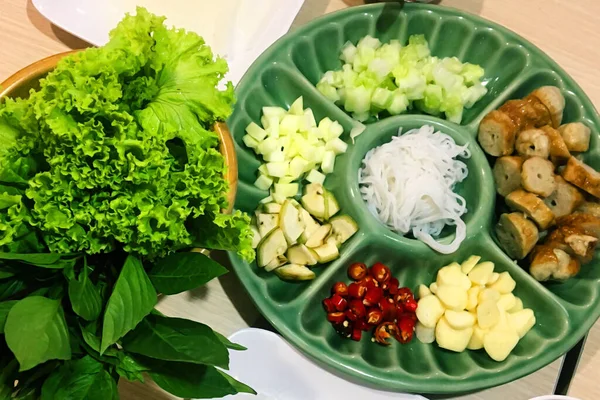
[359,125,471,254]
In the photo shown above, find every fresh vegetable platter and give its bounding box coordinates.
[227,3,600,394]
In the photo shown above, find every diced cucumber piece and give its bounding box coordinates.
[258,164,269,176]
[259,195,273,204]
[304,183,324,196]
[340,41,358,64]
[326,138,348,155]
[329,215,359,245]
[310,147,326,164]
[274,264,315,281]
[279,200,305,245]
[387,90,410,115]
[256,213,279,238]
[312,241,340,263]
[321,151,336,174]
[280,114,300,136]
[278,177,295,184]
[328,121,344,140]
[318,117,333,138]
[307,127,323,141]
[262,106,287,120]
[304,109,317,128]
[263,203,282,214]
[266,162,288,178]
[305,169,326,185]
[261,116,271,130]
[264,255,287,272]
[371,87,394,109]
[324,190,340,220]
[268,117,280,138]
[257,137,278,155]
[257,228,287,268]
[316,82,340,103]
[274,183,299,198]
[287,244,318,266]
[305,224,331,248]
[272,192,287,204]
[242,134,259,149]
[254,175,273,191]
[298,207,321,244]
[289,97,304,116]
[246,122,268,141]
[251,225,261,249]
[344,86,372,114]
[290,156,309,179]
[263,150,285,162]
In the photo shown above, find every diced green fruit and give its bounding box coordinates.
[257,228,288,268]
[259,195,273,204]
[298,207,321,243]
[278,177,295,184]
[246,122,268,141]
[263,203,281,214]
[266,162,288,177]
[254,175,274,191]
[268,117,280,137]
[323,191,340,220]
[461,255,481,274]
[289,199,301,208]
[263,150,285,162]
[318,117,333,137]
[250,225,261,249]
[242,134,259,149]
[302,192,325,219]
[304,109,317,128]
[328,215,358,245]
[371,87,394,109]
[387,91,409,115]
[312,241,340,263]
[305,224,332,248]
[274,264,315,281]
[279,200,305,245]
[287,244,318,266]
[265,255,287,272]
[328,121,344,140]
[325,138,348,155]
[274,183,299,198]
[306,169,326,185]
[321,150,336,174]
[258,137,278,155]
[258,164,269,176]
[261,115,271,130]
[262,106,287,120]
[256,213,279,238]
[272,192,287,204]
[280,114,300,136]
[290,156,309,179]
[289,97,304,116]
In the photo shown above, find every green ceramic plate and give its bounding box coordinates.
[227,3,600,394]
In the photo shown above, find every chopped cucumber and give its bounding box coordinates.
[321,151,336,174]
[254,175,273,191]
[279,200,305,245]
[312,241,340,263]
[246,122,268,141]
[262,203,281,214]
[280,114,300,136]
[256,213,279,238]
[289,156,309,179]
[257,228,288,268]
[304,109,317,128]
[305,169,326,185]
[278,177,295,184]
[263,150,285,162]
[259,195,273,204]
[265,255,287,272]
[328,121,344,140]
[274,264,315,281]
[262,106,287,120]
[274,183,299,198]
[266,162,288,177]
[268,117,280,137]
[287,244,318,266]
[305,224,332,248]
[329,215,359,245]
[272,192,287,204]
[325,138,348,155]
[242,134,259,149]
[289,97,304,116]
[258,137,278,155]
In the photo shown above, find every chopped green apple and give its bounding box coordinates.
[325,138,348,155]
[289,97,304,116]
[287,244,318,266]
[246,122,268,141]
[263,150,285,162]
[262,106,287,120]
[254,175,273,191]
[242,135,259,149]
[250,225,261,249]
[298,207,321,243]
[324,190,340,220]
[305,169,326,185]
[274,264,315,281]
[279,200,305,245]
[301,192,325,219]
[256,213,279,237]
[257,228,288,268]
[274,183,299,198]
[312,241,340,263]
[266,162,288,177]
[328,215,358,245]
[321,150,336,174]
[265,255,287,272]
[305,224,332,248]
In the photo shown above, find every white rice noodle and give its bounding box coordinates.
[359,125,470,254]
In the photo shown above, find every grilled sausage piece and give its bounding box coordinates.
[575,201,600,218]
[543,175,584,218]
[521,157,556,197]
[505,189,555,230]
[562,156,600,199]
[530,244,581,282]
[493,156,524,197]
[539,125,571,164]
[515,128,550,159]
[558,122,591,153]
[530,86,565,128]
[495,212,539,260]
[478,110,518,157]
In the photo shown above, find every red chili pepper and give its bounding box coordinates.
[348,299,367,319]
[354,319,370,331]
[397,311,417,323]
[322,298,335,313]
[327,312,346,324]
[345,309,358,322]
[360,275,379,290]
[396,317,416,344]
[348,262,367,281]
[395,287,414,304]
[404,298,418,313]
[331,293,348,312]
[384,277,400,295]
[378,298,396,322]
[333,320,352,337]
[370,262,391,283]
[351,328,362,341]
[348,282,367,299]
[367,308,383,325]
[363,286,383,307]
[332,282,349,297]
[374,322,399,346]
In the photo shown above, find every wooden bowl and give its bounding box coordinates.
[0,50,238,212]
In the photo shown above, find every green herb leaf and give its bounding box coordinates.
[5,296,71,371]
[100,255,156,354]
[0,300,17,333]
[116,353,148,383]
[139,356,255,398]
[41,356,118,400]
[69,266,102,321]
[148,252,228,295]
[0,253,68,266]
[0,269,14,279]
[218,370,256,394]
[80,321,101,353]
[121,313,229,368]
[214,331,247,351]
[0,278,27,301]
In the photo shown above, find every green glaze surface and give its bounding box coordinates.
[227,3,600,394]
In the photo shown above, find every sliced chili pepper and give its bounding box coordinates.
[397,317,416,344]
[360,275,379,290]
[374,322,399,346]
[370,262,391,283]
[348,299,367,319]
[322,297,336,313]
[333,320,352,337]
[367,308,383,325]
[397,311,417,323]
[395,287,414,304]
[348,262,367,281]
[332,281,349,297]
[355,319,370,331]
[327,312,346,324]
[348,282,367,299]
[378,298,396,322]
[384,277,400,295]
[331,293,348,312]
[345,309,358,322]
[404,298,418,313]
[363,286,383,307]
[351,328,362,341]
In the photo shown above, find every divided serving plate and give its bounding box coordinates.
[227,3,600,394]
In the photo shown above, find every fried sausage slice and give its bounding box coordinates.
[493,156,524,197]
[543,175,584,218]
[505,189,555,230]
[495,212,539,260]
[562,156,600,199]
[521,157,556,197]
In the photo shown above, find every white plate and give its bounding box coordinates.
[221,328,429,400]
[31,0,304,84]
